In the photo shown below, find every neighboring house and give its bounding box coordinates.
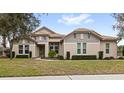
[12,26,119,59]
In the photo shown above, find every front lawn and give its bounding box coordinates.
[0,59,124,77]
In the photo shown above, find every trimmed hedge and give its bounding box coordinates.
[104,56,114,60]
[118,57,124,59]
[16,55,29,58]
[72,55,97,60]
[57,55,64,60]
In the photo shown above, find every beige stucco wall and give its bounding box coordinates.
[64,43,76,59]
[59,43,64,56]
[87,43,100,58]
[45,43,49,57]
[63,32,118,59]
[12,44,18,56]
[12,44,36,57]
[63,33,101,59]
[63,41,117,59]
[13,38,50,58]
[12,39,36,57]
[63,42,100,59]
[35,45,39,57]
[65,33,100,43]
[29,44,36,57]
[100,41,117,58]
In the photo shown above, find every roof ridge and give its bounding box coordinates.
[33,26,55,34]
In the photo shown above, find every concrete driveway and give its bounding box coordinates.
[0,74,124,80]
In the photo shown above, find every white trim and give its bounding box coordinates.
[76,42,82,54]
[87,42,100,44]
[19,45,29,54]
[82,42,86,54]
[64,42,77,44]
[76,42,87,55]
[64,42,100,45]
[37,42,48,44]
[105,43,110,54]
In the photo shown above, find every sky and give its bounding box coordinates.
[0,13,123,46]
[39,13,116,35]
[38,13,124,45]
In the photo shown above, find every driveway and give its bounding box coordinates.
[0,74,124,80]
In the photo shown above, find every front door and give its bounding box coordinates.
[39,45,45,58]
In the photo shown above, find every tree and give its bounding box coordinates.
[0,15,8,57]
[112,13,124,39]
[0,13,40,59]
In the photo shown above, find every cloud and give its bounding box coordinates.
[58,14,94,25]
[84,19,94,23]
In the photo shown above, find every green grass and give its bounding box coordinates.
[0,59,124,77]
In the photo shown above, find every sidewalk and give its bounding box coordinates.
[0,74,124,80]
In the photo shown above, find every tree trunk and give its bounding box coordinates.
[2,35,7,57]
[2,47,6,57]
[3,35,6,48]
[9,42,13,60]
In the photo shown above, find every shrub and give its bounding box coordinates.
[110,56,114,59]
[72,55,97,60]
[104,57,111,60]
[104,56,114,60]
[48,51,57,58]
[98,51,103,59]
[16,55,29,58]
[118,57,124,59]
[57,55,64,60]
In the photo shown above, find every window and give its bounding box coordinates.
[106,43,110,54]
[49,42,59,54]
[19,45,23,54]
[83,43,86,54]
[77,43,81,54]
[25,45,29,54]
[80,34,84,39]
[19,45,29,54]
[77,43,87,54]
[50,46,53,50]
[55,46,59,53]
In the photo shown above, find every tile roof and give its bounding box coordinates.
[32,26,64,38]
[32,27,119,41]
[64,28,119,41]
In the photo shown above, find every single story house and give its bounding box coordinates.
[12,26,119,59]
